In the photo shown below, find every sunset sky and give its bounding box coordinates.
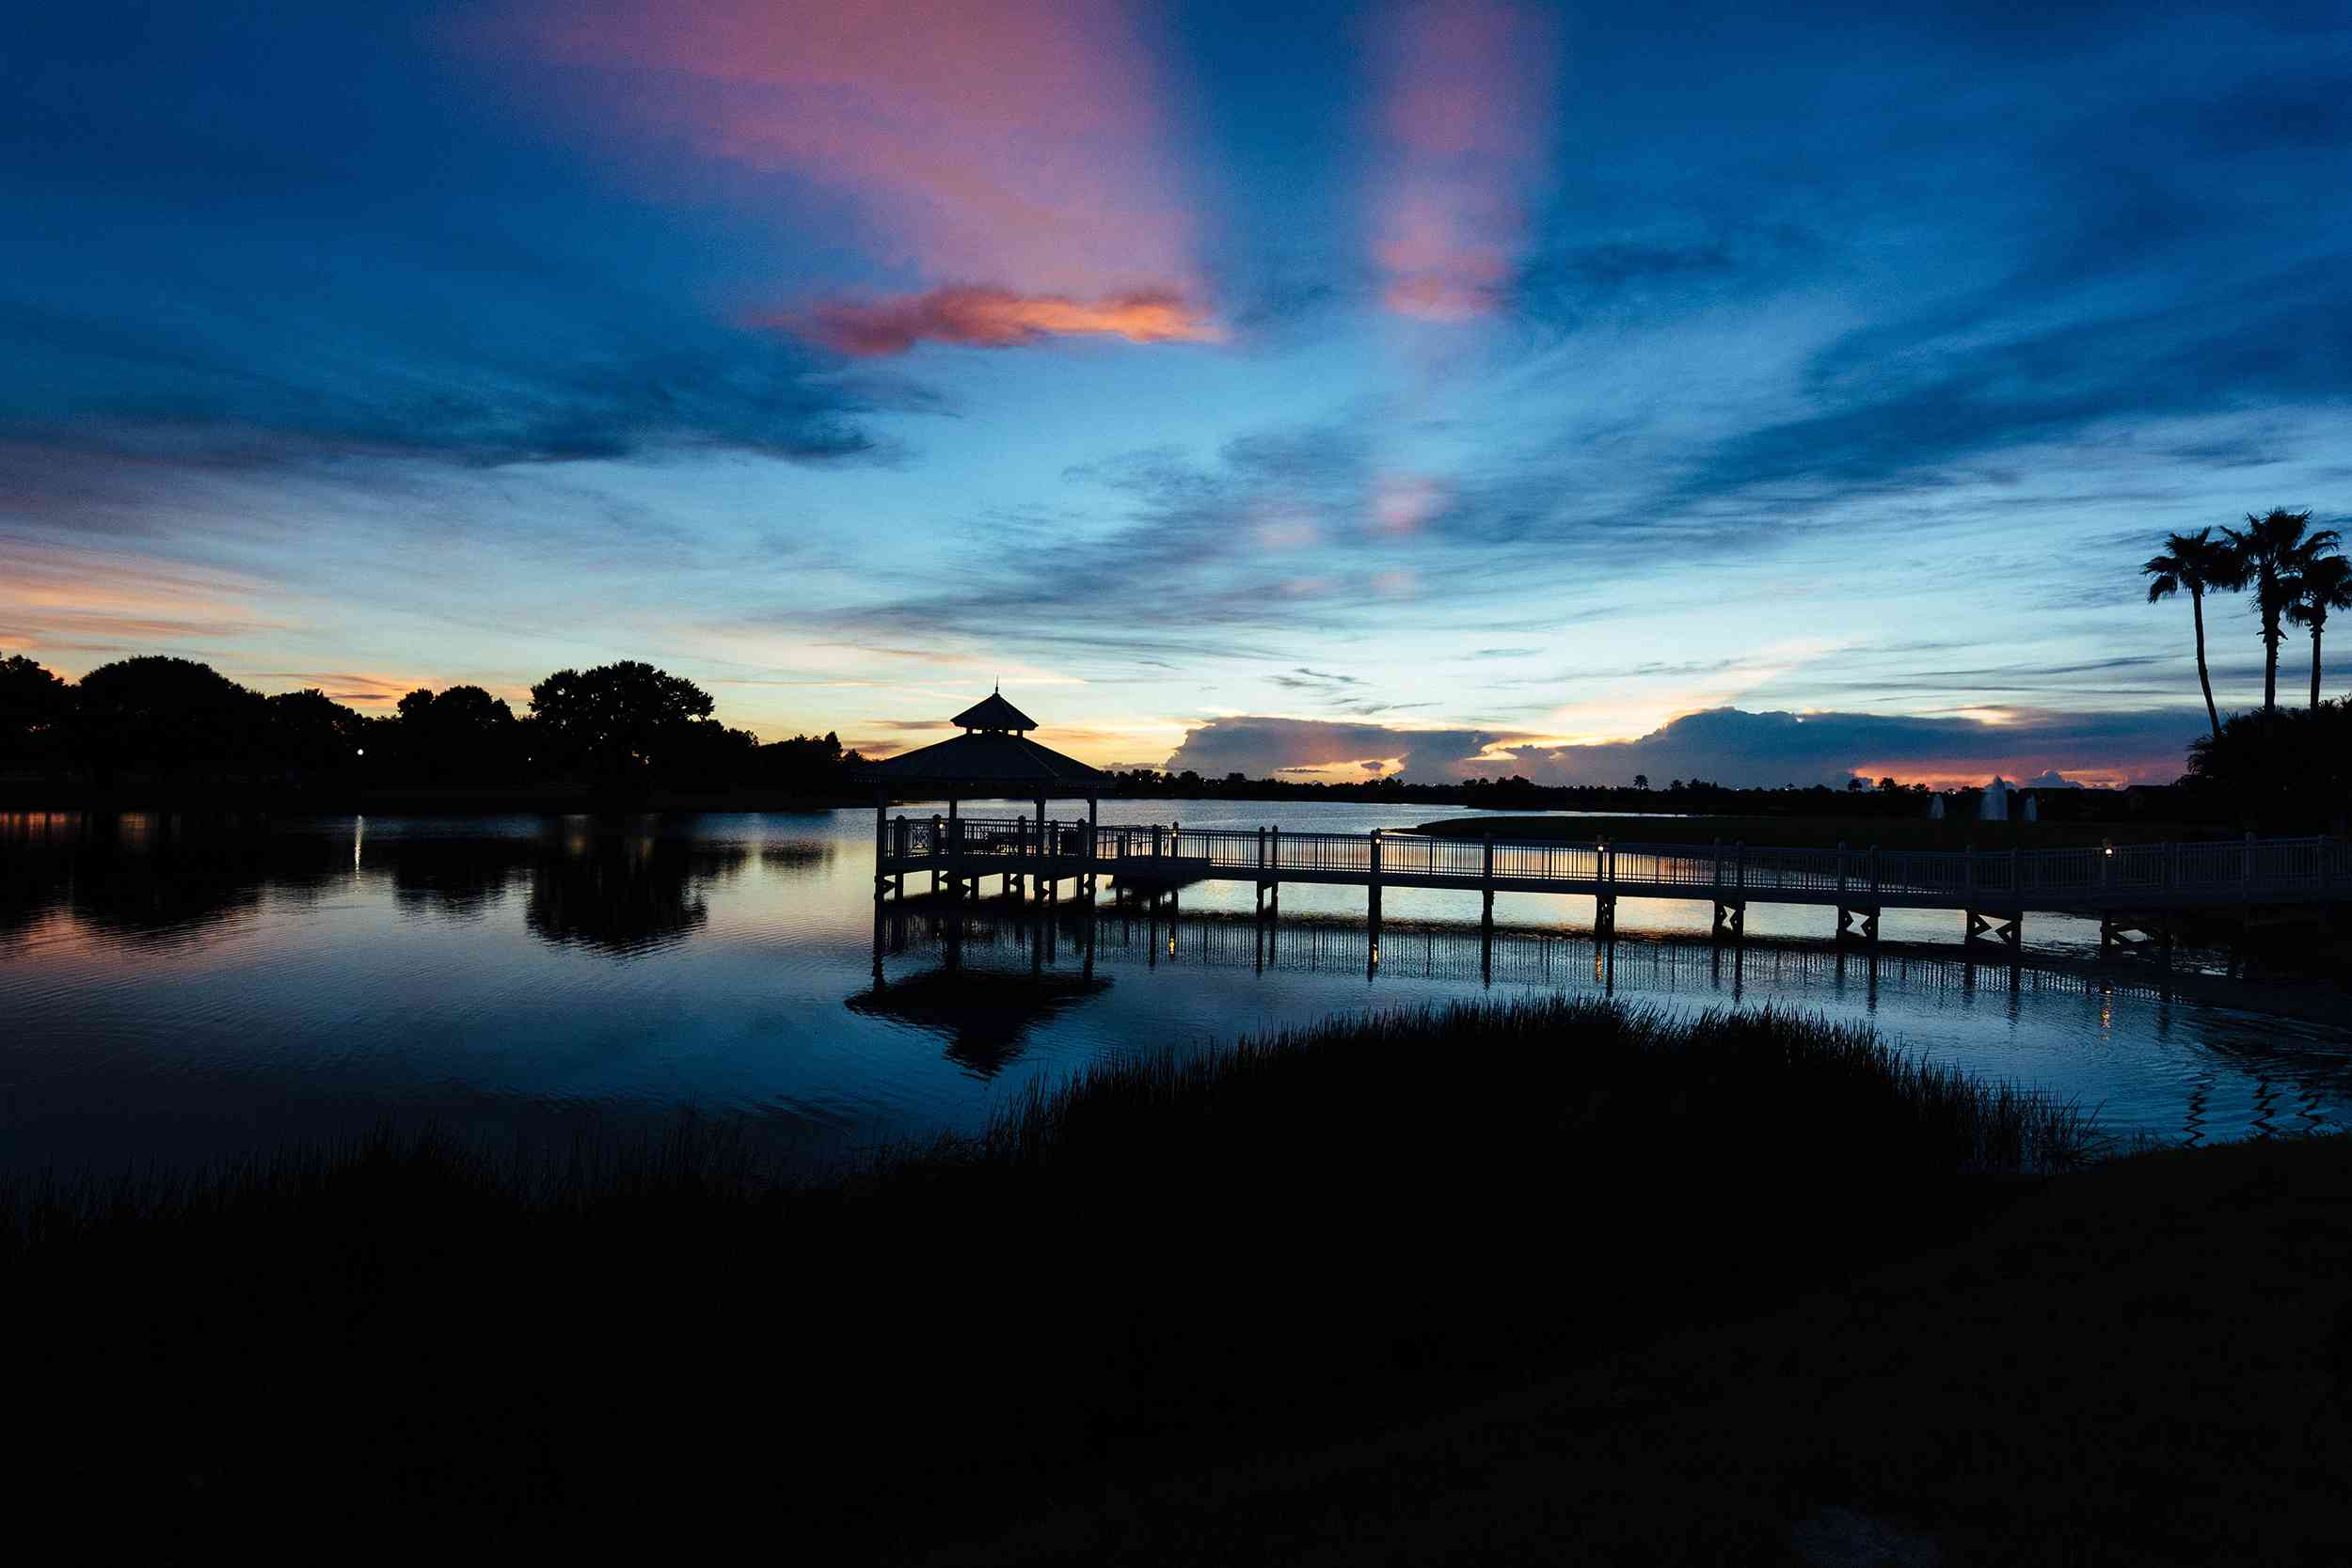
[7,1,2348,786]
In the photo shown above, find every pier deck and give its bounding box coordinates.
[876,816,2347,949]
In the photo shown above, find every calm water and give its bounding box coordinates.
[4,802,2348,1176]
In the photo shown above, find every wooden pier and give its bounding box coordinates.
[877,816,2349,952]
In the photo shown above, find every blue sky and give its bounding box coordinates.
[6,1,2348,784]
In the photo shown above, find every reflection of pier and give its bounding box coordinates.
[871,896,2202,1011]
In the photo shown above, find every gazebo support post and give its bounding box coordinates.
[946,795,961,906]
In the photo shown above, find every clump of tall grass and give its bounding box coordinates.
[971,996,2094,1181]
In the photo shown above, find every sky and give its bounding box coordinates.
[5,1,2349,788]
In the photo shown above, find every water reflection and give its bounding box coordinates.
[3,807,2346,1174]
[527,837,753,955]
[1,812,315,947]
[849,968,1111,1077]
[0,812,814,958]
[877,897,2072,1003]
[865,896,2352,1138]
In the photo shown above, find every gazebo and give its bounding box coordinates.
[856,689,1115,902]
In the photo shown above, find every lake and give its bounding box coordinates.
[4,801,2347,1177]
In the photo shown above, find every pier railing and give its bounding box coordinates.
[880,818,2348,911]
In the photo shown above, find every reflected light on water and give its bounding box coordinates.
[1,803,2347,1179]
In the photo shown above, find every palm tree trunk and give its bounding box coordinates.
[2313,623,2326,710]
[2264,622,2279,715]
[2192,590,2220,740]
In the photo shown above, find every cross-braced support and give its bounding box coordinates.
[2100,912,2173,959]
[1836,905,1879,944]
[1711,898,1744,942]
[1595,893,1617,941]
[1964,909,2021,950]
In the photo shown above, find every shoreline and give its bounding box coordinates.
[6,997,2344,1559]
[8,998,2086,1544]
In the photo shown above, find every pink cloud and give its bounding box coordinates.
[786,286,1221,356]
[1369,2,1557,322]
[1372,471,1446,533]
[485,1,1214,350]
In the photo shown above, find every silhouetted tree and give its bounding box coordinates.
[0,655,70,764]
[72,657,265,784]
[2143,526,2237,741]
[2221,509,2340,718]
[528,661,716,781]
[2287,552,2352,709]
[748,731,864,795]
[2185,698,2352,829]
[265,689,370,779]
[1633,773,1648,789]
[670,719,761,787]
[393,685,522,783]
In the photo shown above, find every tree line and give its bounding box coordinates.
[0,654,867,797]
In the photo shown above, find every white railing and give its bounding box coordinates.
[878,818,2348,906]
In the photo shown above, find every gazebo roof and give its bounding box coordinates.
[951,691,1037,732]
[856,691,1113,796]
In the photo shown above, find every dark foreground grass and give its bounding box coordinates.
[0,999,2197,1558]
[950,1133,2352,1567]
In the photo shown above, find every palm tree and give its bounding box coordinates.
[2220,508,2341,717]
[2142,527,2235,742]
[2287,551,2352,708]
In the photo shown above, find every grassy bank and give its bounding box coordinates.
[1409,811,2230,850]
[953,1132,2352,1566]
[0,1000,2136,1555]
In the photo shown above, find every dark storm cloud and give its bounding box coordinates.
[1165,719,1508,780]
[1489,708,2203,787]
[1164,706,2207,787]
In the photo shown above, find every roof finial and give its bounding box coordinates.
[994,677,1000,694]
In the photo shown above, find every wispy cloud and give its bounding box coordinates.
[492,0,1215,354]
[1367,1,1556,321]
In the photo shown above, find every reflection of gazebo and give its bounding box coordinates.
[856,691,1114,894]
[847,965,1109,1078]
